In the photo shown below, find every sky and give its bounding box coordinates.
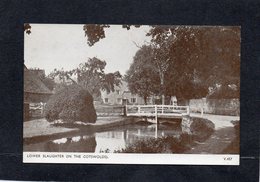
[24,24,151,75]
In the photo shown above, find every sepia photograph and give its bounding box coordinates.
[23,24,240,164]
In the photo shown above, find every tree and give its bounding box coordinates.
[83,24,111,46]
[149,28,174,104]
[84,25,240,101]
[26,24,240,100]
[147,26,240,101]
[83,24,141,46]
[49,57,122,98]
[25,24,141,43]
[125,45,160,104]
[164,26,209,101]
[125,26,208,104]
[44,84,97,123]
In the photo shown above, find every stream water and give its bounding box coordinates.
[24,122,183,153]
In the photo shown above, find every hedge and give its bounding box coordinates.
[44,84,97,123]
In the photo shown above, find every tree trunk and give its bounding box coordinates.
[144,96,147,105]
[161,95,165,105]
[160,73,165,105]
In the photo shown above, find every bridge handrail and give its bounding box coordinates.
[126,105,188,108]
[126,105,190,115]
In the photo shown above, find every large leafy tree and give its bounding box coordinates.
[162,26,209,101]
[148,28,175,104]
[147,26,240,100]
[25,24,240,100]
[82,24,240,100]
[49,57,122,98]
[125,45,160,104]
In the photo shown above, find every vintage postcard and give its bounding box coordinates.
[23,24,240,165]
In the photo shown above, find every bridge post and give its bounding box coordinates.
[155,124,158,138]
[123,105,127,116]
[155,105,158,124]
[162,105,164,114]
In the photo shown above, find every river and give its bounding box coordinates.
[24,122,183,153]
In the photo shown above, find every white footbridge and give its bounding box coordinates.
[126,105,190,123]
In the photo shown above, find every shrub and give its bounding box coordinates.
[44,84,97,123]
[222,120,240,154]
[116,136,189,153]
[190,117,215,142]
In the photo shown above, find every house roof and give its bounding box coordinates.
[24,67,52,94]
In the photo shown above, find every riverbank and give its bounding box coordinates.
[23,116,136,144]
[185,126,238,154]
[184,114,239,154]
[24,114,239,154]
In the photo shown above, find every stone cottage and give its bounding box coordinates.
[100,81,153,105]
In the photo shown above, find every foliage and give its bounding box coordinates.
[84,25,240,100]
[83,24,110,46]
[150,26,240,100]
[231,120,240,136]
[83,24,141,46]
[222,120,240,154]
[26,24,240,100]
[116,135,190,153]
[125,45,160,104]
[113,117,215,153]
[126,26,240,101]
[44,84,97,123]
[25,24,141,45]
[207,85,240,99]
[190,117,215,142]
[49,57,122,97]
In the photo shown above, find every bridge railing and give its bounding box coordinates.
[126,105,190,117]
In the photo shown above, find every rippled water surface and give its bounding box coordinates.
[24,122,183,153]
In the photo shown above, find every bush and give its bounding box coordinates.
[190,117,215,142]
[115,136,189,153]
[222,120,240,154]
[44,84,97,123]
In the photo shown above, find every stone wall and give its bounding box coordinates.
[189,98,240,116]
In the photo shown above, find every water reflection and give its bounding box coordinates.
[24,123,182,153]
[45,135,97,152]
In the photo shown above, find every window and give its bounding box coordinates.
[131,98,136,103]
[104,98,109,103]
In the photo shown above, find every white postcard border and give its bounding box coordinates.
[23,152,239,165]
